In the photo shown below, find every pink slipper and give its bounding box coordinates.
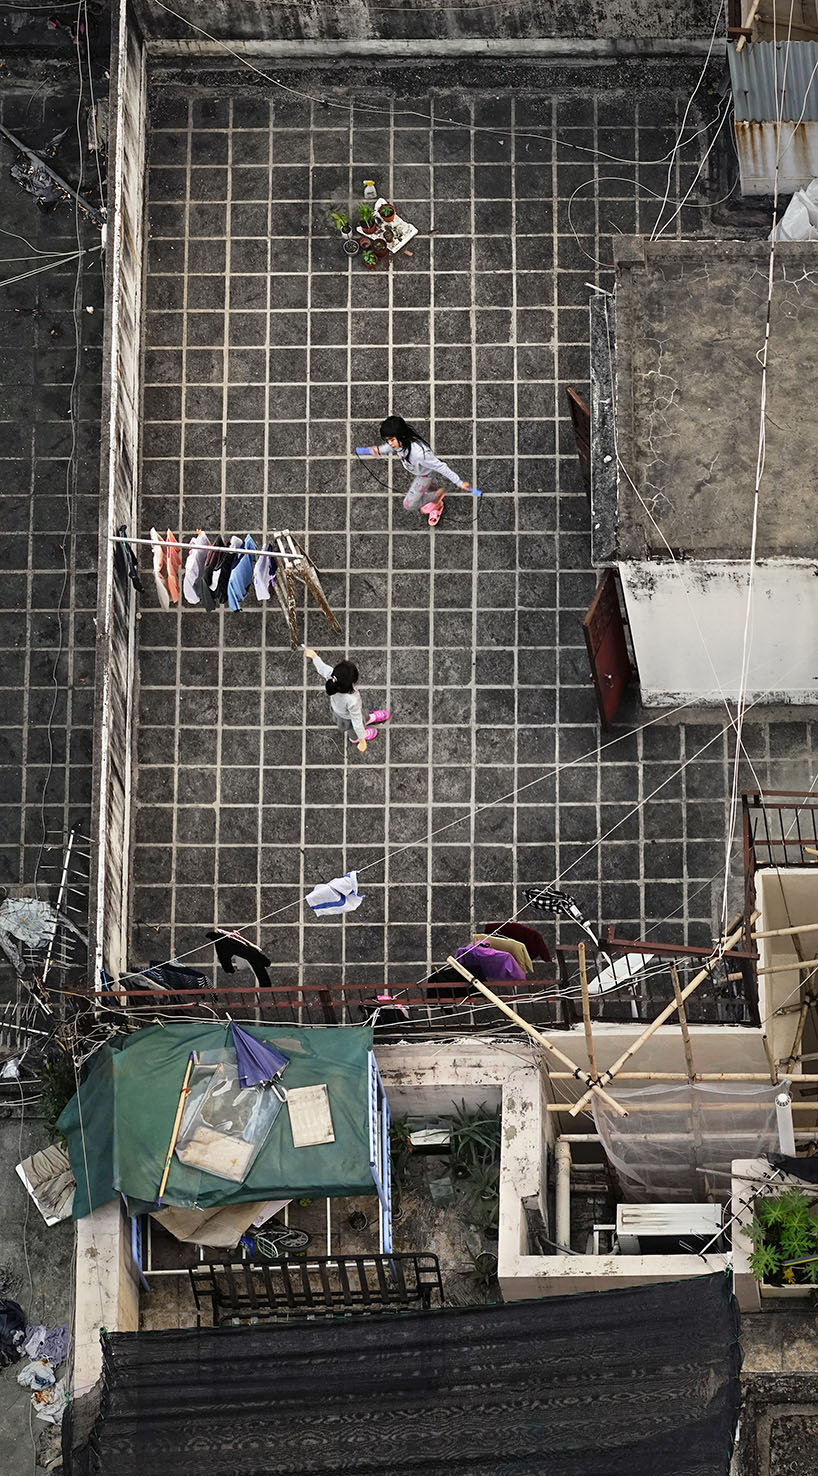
[421,495,444,526]
[349,727,378,742]
[369,709,390,723]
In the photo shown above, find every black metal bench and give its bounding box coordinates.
[189,1252,444,1326]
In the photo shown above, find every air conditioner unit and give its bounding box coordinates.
[616,1203,722,1254]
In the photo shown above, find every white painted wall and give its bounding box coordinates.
[73,1199,140,1398]
[619,559,818,706]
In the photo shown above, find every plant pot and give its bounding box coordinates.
[760,1281,813,1298]
[359,222,378,236]
[347,1210,369,1232]
[372,238,389,259]
[378,202,396,223]
[342,236,359,257]
[361,254,378,271]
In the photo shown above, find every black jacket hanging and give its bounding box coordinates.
[207,929,272,988]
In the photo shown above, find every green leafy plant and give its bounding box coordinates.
[464,1245,498,1292]
[329,207,350,234]
[361,247,378,268]
[39,1053,77,1141]
[743,1187,818,1285]
[378,200,395,222]
[357,202,376,229]
[450,1102,501,1180]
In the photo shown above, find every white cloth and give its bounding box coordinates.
[0,898,57,947]
[305,872,364,917]
[254,543,274,600]
[150,527,171,610]
[183,531,210,604]
[378,438,462,487]
[311,654,366,741]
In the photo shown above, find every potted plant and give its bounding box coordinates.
[372,237,389,260]
[378,200,396,224]
[329,206,359,257]
[357,202,378,235]
[742,1185,818,1295]
[361,246,378,271]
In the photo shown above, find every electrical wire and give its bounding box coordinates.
[649,0,726,240]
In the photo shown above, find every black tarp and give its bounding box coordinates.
[90,1273,740,1476]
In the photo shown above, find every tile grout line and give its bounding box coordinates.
[169,100,193,957]
[509,94,520,933]
[297,96,315,999]
[550,95,562,900]
[592,95,603,938]
[383,99,396,987]
[214,105,235,937]
[424,96,436,983]
[338,103,354,1000]
[19,418,35,880]
[254,96,275,1006]
[467,96,478,939]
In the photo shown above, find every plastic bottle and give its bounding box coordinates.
[363,180,377,202]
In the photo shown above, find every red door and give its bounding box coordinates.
[583,568,634,727]
[565,386,591,497]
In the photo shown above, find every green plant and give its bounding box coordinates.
[361,247,377,268]
[743,1187,818,1285]
[464,1245,498,1292]
[358,202,376,229]
[329,207,350,234]
[378,200,395,222]
[39,1053,77,1139]
[450,1102,501,1180]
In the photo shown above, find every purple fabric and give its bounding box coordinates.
[455,944,525,982]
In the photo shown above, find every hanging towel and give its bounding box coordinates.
[116,526,143,594]
[194,535,226,611]
[227,534,257,611]
[150,527,172,609]
[253,542,274,601]
[455,943,525,983]
[482,921,551,963]
[165,529,182,605]
[183,531,210,604]
[305,872,364,917]
[472,934,534,975]
[215,535,244,606]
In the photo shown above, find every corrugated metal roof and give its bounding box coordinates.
[730,40,818,122]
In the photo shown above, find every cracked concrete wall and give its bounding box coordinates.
[128,1,724,45]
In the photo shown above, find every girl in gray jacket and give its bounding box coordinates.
[305,649,389,754]
[367,415,471,526]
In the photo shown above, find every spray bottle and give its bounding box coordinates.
[362,180,377,203]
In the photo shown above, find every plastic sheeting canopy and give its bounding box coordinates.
[59,1022,374,1218]
[593,1080,783,1201]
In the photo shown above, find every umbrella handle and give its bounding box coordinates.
[270,1080,288,1103]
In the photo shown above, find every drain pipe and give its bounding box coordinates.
[555,1137,572,1251]
[775,1091,796,1156]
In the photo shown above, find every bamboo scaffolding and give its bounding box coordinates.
[752,920,818,940]
[757,956,818,976]
[547,1099,818,1113]
[736,0,762,51]
[157,1052,195,1207]
[568,920,752,1117]
[547,1071,818,1082]
[670,965,696,1085]
[577,942,598,1080]
[444,955,628,1116]
[762,1034,778,1084]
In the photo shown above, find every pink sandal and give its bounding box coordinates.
[369,709,390,724]
[349,727,378,742]
[421,494,445,527]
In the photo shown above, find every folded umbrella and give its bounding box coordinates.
[229,1022,290,1096]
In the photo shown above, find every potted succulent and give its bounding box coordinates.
[357,202,378,236]
[361,246,378,271]
[329,206,359,256]
[742,1185,818,1296]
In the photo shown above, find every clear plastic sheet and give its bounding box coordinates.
[593,1081,783,1201]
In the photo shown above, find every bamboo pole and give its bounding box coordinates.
[736,0,762,51]
[568,920,750,1117]
[444,956,628,1116]
[547,1070,818,1082]
[548,1099,818,1113]
[787,989,817,1073]
[762,1034,778,1084]
[670,964,696,1084]
[757,957,818,976]
[157,1052,195,1206]
[577,942,598,1080]
[752,920,818,941]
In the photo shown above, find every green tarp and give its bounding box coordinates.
[59,1022,374,1219]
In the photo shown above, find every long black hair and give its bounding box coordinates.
[379,415,428,454]
[326,659,359,695]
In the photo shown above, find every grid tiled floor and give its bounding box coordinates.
[133,69,818,987]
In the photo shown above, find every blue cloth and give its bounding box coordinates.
[227,534,257,611]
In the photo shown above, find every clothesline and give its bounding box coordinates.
[112,533,296,561]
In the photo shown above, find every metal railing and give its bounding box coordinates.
[556,931,760,1027]
[189,1252,444,1327]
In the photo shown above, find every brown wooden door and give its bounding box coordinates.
[582,568,634,727]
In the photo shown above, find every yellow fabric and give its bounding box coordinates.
[472,934,534,975]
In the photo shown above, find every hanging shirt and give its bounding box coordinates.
[472,934,534,976]
[455,943,525,983]
[253,543,275,600]
[215,535,244,606]
[183,531,210,604]
[117,525,143,593]
[150,527,172,609]
[227,534,257,612]
[310,654,367,741]
[377,438,463,487]
[305,872,364,917]
[482,921,552,963]
[165,529,182,605]
[194,535,226,611]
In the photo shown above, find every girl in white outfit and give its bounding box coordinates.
[305,649,390,754]
[367,414,471,526]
